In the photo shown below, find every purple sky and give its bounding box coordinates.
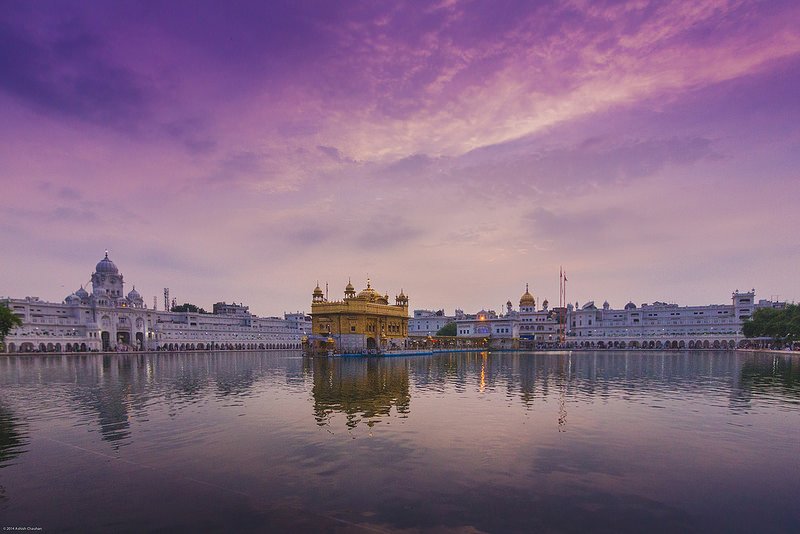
[1,0,799,316]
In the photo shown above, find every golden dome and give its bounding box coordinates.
[356,278,386,302]
[345,280,354,292]
[519,283,535,307]
[356,287,380,300]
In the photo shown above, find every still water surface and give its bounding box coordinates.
[0,351,798,533]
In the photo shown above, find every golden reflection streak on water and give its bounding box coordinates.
[480,353,486,393]
[558,354,569,432]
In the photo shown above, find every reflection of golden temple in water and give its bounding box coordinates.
[310,357,410,429]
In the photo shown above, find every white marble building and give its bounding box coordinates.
[455,285,561,345]
[2,253,307,353]
[409,309,459,336]
[567,290,767,349]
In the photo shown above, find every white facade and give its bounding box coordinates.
[566,290,766,349]
[455,285,562,345]
[409,309,457,336]
[2,253,306,353]
[456,309,519,339]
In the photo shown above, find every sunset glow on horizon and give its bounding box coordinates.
[1,0,798,315]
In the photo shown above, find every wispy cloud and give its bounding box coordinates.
[1,0,799,312]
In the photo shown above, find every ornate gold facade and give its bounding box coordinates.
[309,279,409,353]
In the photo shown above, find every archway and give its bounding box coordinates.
[703,340,710,349]
[135,332,144,350]
[679,340,685,349]
[117,331,131,346]
[713,340,721,349]
[366,337,377,350]
[101,331,111,351]
[8,342,15,353]
[80,343,87,352]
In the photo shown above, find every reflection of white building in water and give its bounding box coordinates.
[567,290,779,349]
[2,253,309,353]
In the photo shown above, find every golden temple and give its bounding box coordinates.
[307,278,409,353]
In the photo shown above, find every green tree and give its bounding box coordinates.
[436,322,457,337]
[0,303,23,343]
[170,303,208,314]
[742,304,800,343]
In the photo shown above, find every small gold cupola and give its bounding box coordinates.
[519,283,535,308]
[344,278,356,299]
[313,282,324,302]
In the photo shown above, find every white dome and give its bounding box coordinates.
[95,252,118,274]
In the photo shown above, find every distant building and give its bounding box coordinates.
[2,252,303,353]
[308,279,409,352]
[212,302,250,316]
[566,290,779,349]
[409,309,457,336]
[284,312,312,335]
[456,285,561,346]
